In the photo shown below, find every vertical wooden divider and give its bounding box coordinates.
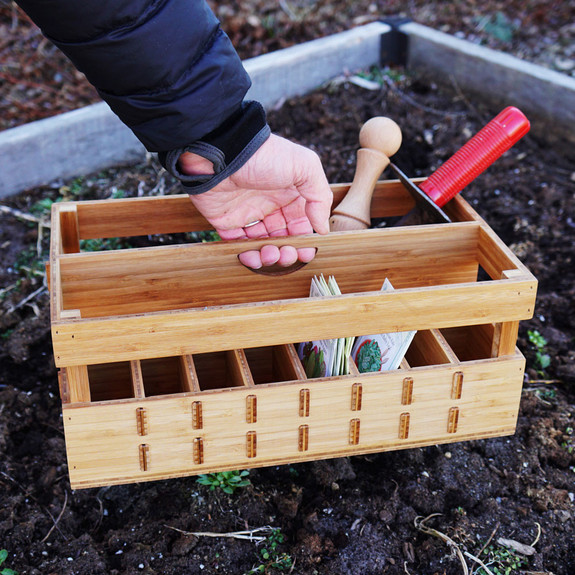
[180,355,201,392]
[59,205,81,254]
[491,270,523,358]
[130,360,145,398]
[273,344,308,381]
[227,349,255,387]
[66,365,90,403]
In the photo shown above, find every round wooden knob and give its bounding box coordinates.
[330,117,402,231]
[359,116,403,158]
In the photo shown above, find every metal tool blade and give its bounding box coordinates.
[389,163,452,225]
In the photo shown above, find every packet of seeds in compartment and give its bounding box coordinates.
[351,278,417,373]
[298,275,354,377]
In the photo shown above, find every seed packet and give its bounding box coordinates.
[351,279,417,372]
[298,275,354,377]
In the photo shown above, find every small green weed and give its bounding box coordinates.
[13,249,45,282]
[30,197,57,217]
[358,65,406,85]
[246,529,293,574]
[187,230,221,243]
[475,11,519,44]
[527,329,551,372]
[477,543,528,575]
[0,549,18,575]
[562,426,574,454]
[196,470,251,494]
[79,237,126,252]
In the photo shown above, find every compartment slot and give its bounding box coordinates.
[405,329,457,367]
[140,356,188,397]
[441,324,495,362]
[244,344,306,385]
[193,350,253,391]
[87,361,134,402]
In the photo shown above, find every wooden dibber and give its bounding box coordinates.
[329,117,402,231]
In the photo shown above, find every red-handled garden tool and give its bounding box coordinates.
[391,106,531,225]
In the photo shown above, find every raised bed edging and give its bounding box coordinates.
[1,20,573,199]
[0,23,389,199]
[401,21,575,152]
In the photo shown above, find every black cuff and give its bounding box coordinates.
[158,101,271,195]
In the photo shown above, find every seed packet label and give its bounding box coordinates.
[298,276,337,377]
[351,279,417,373]
[298,275,354,378]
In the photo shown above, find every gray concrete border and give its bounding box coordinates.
[401,22,575,152]
[0,22,389,198]
[1,20,574,198]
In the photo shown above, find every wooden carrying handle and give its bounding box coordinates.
[330,117,402,231]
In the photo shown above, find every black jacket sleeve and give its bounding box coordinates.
[15,0,270,193]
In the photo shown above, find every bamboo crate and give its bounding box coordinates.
[48,180,537,489]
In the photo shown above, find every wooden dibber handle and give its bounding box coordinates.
[330,117,402,231]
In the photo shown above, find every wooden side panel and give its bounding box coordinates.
[63,354,525,489]
[57,223,480,318]
[51,278,537,368]
[69,180,416,241]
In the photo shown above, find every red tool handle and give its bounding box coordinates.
[420,106,530,207]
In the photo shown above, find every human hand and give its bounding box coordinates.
[179,134,333,269]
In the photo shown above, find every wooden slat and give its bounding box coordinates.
[52,277,536,368]
[59,205,81,254]
[66,365,90,403]
[62,352,525,489]
[64,179,419,241]
[56,222,480,318]
[180,355,200,392]
[130,360,145,398]
[227,349,254,387]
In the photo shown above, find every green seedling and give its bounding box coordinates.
[246,529,293,574]
[196,470,251,494]
[477,543,528,575]
[79,237,126,252]
[0,549,18,575]
[13,249,45,282]
[475,11,519,44]
[527,329,551,372]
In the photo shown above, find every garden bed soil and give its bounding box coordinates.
[1,2,575,574]
[1,70,574,575]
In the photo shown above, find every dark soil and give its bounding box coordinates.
[1,3,575,575]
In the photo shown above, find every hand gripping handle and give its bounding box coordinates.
[419,107,530,207]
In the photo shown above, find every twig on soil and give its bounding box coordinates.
[163,524,277,543]
[465,551,496,575]
[531,522,542,547]
[497,537,537,556]
[414,514,469,574]
[41,490,68,543]
[448,74,483,121]
[7,284,47,314]
[380,75,467,118]
[0,204,51,227]
[1,471,68,541]
[473,521,500,567]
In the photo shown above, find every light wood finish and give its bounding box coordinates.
[66,365,90,403]
[330,117,402,230]
[62,353,525,488]
[48,184,537,489]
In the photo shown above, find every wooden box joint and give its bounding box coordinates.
[351,383,363,411]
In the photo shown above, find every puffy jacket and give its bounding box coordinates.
[15,0,270,193]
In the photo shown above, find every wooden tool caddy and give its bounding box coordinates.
[48,180,537,489]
